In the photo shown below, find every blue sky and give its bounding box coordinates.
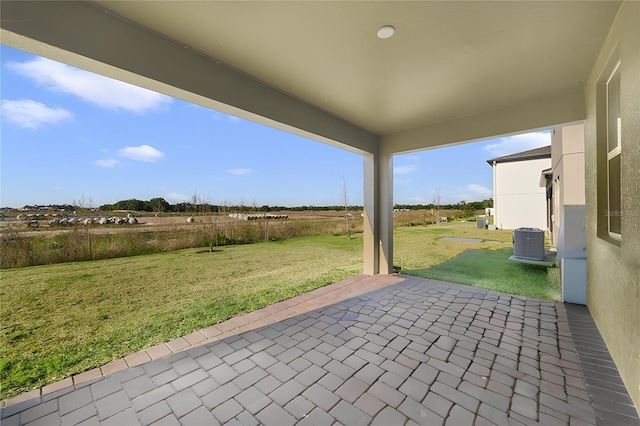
[1,45,551,208]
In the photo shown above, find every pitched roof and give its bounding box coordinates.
[486,145,551,165]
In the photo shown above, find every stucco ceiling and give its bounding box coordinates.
[89,1,619,136]
[0,1,622,153]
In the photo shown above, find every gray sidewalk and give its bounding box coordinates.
[1,275,637,425]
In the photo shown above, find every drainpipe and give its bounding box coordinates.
[492,161,497,228]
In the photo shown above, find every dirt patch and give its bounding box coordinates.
[0,211,352,238]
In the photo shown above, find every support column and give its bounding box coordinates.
[363,150,394,275]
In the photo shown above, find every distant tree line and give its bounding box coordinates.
[97,198,367,214]
[97,198,492,214]
[13,198,492,214]
[393,199,493,212]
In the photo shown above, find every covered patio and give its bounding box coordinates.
[2,275,638,425]
[2,1,639,423]
[0,1,622,277]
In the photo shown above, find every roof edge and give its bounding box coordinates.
[486,145,551,165]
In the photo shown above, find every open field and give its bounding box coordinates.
[0,209,479,269]
[0,208,470,236]
[1,220,547,400]
[0,212,364,269]
[0,210,359,237]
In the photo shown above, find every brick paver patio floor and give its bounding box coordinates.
[1,274,637,425]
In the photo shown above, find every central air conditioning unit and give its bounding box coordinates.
[513,228,545,260]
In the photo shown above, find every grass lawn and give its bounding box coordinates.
[394,221,514,270]
[403,247,560,301]
[395,221,560,300]
[1,234,362,399]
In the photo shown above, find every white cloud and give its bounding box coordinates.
[407,195,427,203]
[96,158,118,168]
[8,57,171,113]
[1,99,73,129]
[450,184,493,202]
[466,184,492,198]
[226,168,254,175]
[395,177,411,186]
[211,111,242,122]
[393,165,416,175]
[483,132,551,157]
[117,145,165,162]
[166,192,190,202]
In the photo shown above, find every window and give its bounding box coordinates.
[606,61,621,239]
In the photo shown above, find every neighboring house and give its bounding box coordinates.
[487,146,551,230]
[541,124,586,246]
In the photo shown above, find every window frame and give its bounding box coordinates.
[605,60,622,241]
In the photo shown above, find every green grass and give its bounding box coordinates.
[395,221,559,299]
[394,221,514,270]
[0,234,362,399]
[403,247,560,301]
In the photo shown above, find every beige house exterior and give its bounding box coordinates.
[543,124,586,246]
[584,1,640,409]
[1,0,638,408]
[488,147,551,231]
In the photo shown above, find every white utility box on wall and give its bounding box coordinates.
[557,205,587,305]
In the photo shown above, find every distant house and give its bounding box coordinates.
[540,124,586,245]
[487,146,551,230]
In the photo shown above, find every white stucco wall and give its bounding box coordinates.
[494,157,551,230]
[550,124,585,245]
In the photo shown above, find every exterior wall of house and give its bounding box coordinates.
[494,157,551,230]
[550,124,585,245]
[584,0,640,409]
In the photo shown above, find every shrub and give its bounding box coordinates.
[0,226,33,268]
[0,215,365,269]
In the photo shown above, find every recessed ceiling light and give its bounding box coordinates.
[377,25,395,39]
